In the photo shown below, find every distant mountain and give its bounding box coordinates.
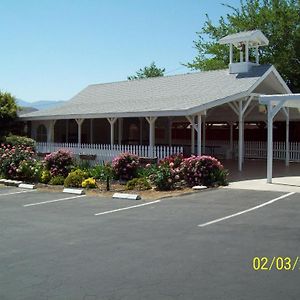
[16,99,66,111]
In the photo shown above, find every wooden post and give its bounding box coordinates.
[267,102,273,183]
[191,115,195,154]
[145,117,157,157]
[107,117,117,146]
[75,118,84,145]
[197,114,202,156]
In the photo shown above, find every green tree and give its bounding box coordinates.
[0,91,18,138]
[128,62,165,80]
[186,0,300,92]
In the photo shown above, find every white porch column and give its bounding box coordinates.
[240,50,243,62]
[168,117,173,147]
[229,122,234,158]
[145,117,157,157]
[191,115,195,154]
[283,107,290,166]
[47,120,56,143]
[245,41,249,62]
[238,101,244,171]
[202,115,206,154]
[75,118,84,145]
[197,114,202,156]
[229,43,233,64]
[90,119,93,144]
[267,102,273,183]
[107,117,117,146]
[255,46,259,64]
[118,118,123,145]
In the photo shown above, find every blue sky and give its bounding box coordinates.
[1,0,240,102]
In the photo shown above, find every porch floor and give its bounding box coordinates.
[224,159,300,193]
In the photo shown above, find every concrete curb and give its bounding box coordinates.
[18,183,36,189]
[112,193,141,200]
[63,188,85,195]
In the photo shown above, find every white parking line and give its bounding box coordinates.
[0,190,36,197]
[198,192,295,228]
[24,195,86,207]
[94,200,161,216]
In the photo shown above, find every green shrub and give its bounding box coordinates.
[150,165,176,191]
[4,135,36,150]
[149,154,183,191]
[136,164,159,178]
[49,175,65,185]
[82,177,97,189]
[89,164,114,181]
[40,170,51,183]
[126,177,152,191]
[64,169,87,188]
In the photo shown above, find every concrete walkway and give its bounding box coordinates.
[224,159,300,193]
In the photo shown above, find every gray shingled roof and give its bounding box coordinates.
[21,65,272,120]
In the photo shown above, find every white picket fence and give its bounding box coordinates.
[204,140,300,161]
[36,142,183,163]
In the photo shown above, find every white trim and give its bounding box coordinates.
[94,200,161,216]
[198,192,295,227]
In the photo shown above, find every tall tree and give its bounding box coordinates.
[186,0,300,92]
[128,62,165,80]
[0,91,18,138]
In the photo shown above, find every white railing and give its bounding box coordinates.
[36,142,183,163]
[205,140,300,161]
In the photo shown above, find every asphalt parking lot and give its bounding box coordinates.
[0,185,299,300]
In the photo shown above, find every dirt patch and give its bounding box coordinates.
[35,181,201,200]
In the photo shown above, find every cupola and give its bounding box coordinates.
[219,30,269,74]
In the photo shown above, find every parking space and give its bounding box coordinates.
[0,186,299,299]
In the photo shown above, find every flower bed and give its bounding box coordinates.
[0,143,228,193]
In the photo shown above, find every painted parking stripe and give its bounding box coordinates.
[0,190,37,197]
[24,195,86,207]
[94,200,161,216]
[198,192,295,228]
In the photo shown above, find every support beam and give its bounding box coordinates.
[283,107,290,166]
[229,43,233,64]
[255,45,259,64]
[47,120,56,143]
[197,114,202,156]
[245,41,249,62]
[191,115,195,155]
[238,101,244,171]
[107,117,117,146]
[75,118,84,145]
[145,117,157,157]
[267,102,273,183]
[229,96,254,171]
[229,122,234,158]
[240,50,243,62]
[202,115,206,154]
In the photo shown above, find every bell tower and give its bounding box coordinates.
[219,30,269,74]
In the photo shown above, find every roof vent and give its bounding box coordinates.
[219,30,269,74]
